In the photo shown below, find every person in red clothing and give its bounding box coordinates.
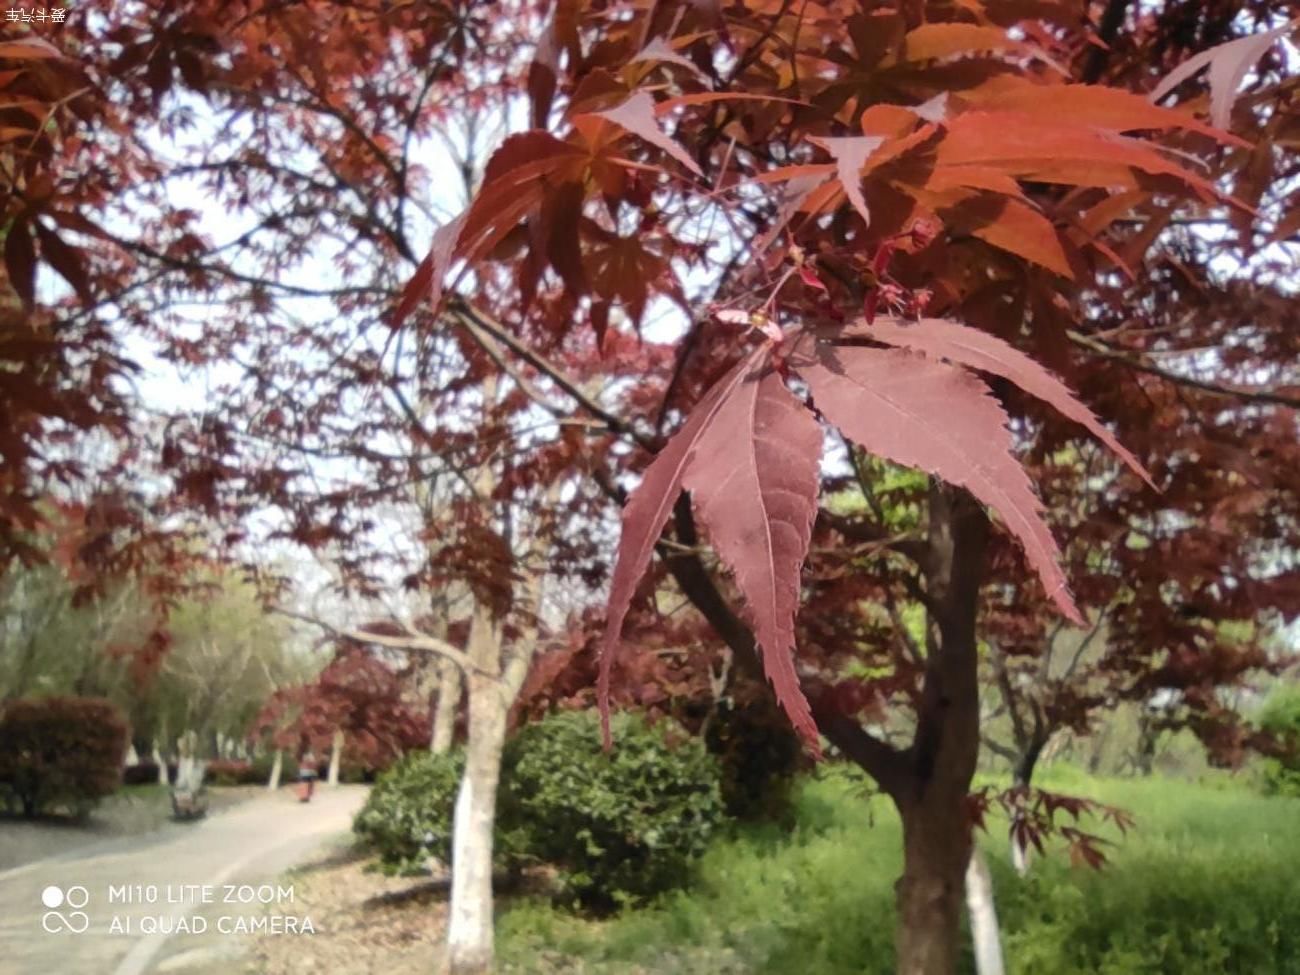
[296,741,318,802]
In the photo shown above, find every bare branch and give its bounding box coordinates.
[1068,331,1300,410]
[273,607,480,675]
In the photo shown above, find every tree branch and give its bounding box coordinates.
[449,298,652,448]
[665,495,912,798]
[1068,331,1300,410]
[273,607,480,676]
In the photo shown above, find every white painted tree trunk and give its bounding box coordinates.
[432,659,462,754]
[966,847,1006,975]
[152,743,168,784]
[1011,834,1030,876]
[267,749,283,790]
[447,670,509,975]
[327,729,344,786]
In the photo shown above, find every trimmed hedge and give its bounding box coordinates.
[256,752,298,785]
[0,696,129,818]
[355,710,725,910]
[504,709,725,911]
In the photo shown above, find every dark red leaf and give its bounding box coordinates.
[682,366,824,752]
[4,218,35,307]
[792,340,1084,624]
[599,350,763,743]
[854,317,1156,489]
[34,222,92,303]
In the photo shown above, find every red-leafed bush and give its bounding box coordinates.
[206,759,256,785]
[0,697,129,818]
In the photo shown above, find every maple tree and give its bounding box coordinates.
[4,2,1300,974]
[255,640,429,775]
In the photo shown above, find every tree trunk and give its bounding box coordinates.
[1010,833,1030,876]
[267,749,283,790]
[446,668,509,975]
[895,790,976,975]
[895,484,989,975]
[965,847,1005,975]
[327,729,344,786]
[152,743,168,784]
[1133,708,1159,776]
[432,659,462,754]
[1010,738,1044,875]
[1086,723,1109,775]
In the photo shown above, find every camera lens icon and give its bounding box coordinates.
[41,885,90,934]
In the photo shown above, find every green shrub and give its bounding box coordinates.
[353,711,725,907]
[250,752,298,785]
[1258,686,1300,797]
[353,748,465,875]
[338,761,374,784]
[0,696,129,818]
[503,709,725,911]
[704,693,803,822]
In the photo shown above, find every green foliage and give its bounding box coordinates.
[704,697,802,823]
[1258,685,1300,797]
[353,710,724,906]
[503,709,725,911]
[252,752,298,785]
[499,768,1300,975]
[0,561,314,756]
[0,696,129,818]
[353,748,465,876]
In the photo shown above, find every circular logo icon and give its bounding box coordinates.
[41,885,90,934]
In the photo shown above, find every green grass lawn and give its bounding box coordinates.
[498,765,1300,975]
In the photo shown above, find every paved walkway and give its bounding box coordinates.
[0,786,367,975]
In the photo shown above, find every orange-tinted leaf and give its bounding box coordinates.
[0,38,64,61]
[964,197,1073,278]
[969,80,1235,143]
[934,111,1224,199]
[902,23,1021,61]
